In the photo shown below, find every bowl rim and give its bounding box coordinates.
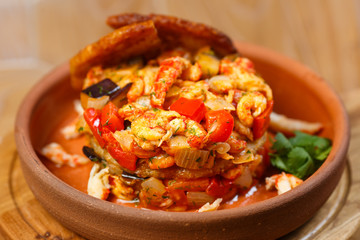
[14,41,350,225]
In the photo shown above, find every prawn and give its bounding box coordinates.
[165,118,208,149]
[150,57,191,108]
[148,153,175,169]
[236,91,267,128]
[219,58,273,100]
[127,76,144,102]
[179,80,209,101]
[130,109,181,149]
[118,102,148,121]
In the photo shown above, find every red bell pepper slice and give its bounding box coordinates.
[107,145,137,171]
[205,110,234,142]
[169,97,206,123]
[206,176,234,198]
[83,108,106,148]
[101,102,124,132]
[102,128,137,171]
[252,100,274,140]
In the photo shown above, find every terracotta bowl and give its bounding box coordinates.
[15,42,349,240]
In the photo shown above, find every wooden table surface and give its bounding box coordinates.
[0,1,360,239]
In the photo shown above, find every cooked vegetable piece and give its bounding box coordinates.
[101,102,124,132]
[81,94,109,110]
[270,131,332,179]
[169,97,206,123]
[122,171,146,181]
[84,108,106,148]
[82,146,102,162]
[107,145,137,171]
[205,110,234,142]
[206,176,234,198]
[187,192,215,207]
[141,177,166,195]
[174,148,212,169]
[102,128,137,171]
[82,79,129,100]
[252,100,274,140]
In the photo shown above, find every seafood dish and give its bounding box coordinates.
[41,13,331,212]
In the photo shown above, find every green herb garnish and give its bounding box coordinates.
[270,131,332,180]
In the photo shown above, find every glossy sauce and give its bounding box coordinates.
[41,110,278,210]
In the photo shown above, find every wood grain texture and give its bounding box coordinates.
[0,0,360,239]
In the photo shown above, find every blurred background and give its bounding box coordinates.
[1,0,360,94]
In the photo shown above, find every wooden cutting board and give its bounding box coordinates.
[0,69,359,240]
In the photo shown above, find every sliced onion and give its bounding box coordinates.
[232,150,255,164]
[205,97,235,111]
[207,142,231,154]
[113,130,133,152]
[164,136,190,155]
[234,167,253,188]
[187,192,215,207]
[174,148,211,169]
[141,177,166,195]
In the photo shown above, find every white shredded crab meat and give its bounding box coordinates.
[198,198,223,212]
[41,142,89,167]
[265,172,303,195]
[61,125,80,140]
[87,164,111,200]
[74,99,84,115]
[60,100,84,140]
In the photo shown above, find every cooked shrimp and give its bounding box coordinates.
[179,80,209,100]
[87,164,110,200]
[266,172,303,195]
[226,132,247,154]
[208,75,233,93]
[150,57,190,108]
[118,102,148,121]
[148,153,175,169]
[138,66,159,95]
[181,62,202,81]
[237,91,267,128]
[41,142,89,167]
[165,117,207,149]
[127,76,144,102]
[219,58,272,99]
[131,109,181,146]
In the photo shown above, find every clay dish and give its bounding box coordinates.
[15,42,349,240]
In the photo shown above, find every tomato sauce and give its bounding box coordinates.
[41,111,279,210]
